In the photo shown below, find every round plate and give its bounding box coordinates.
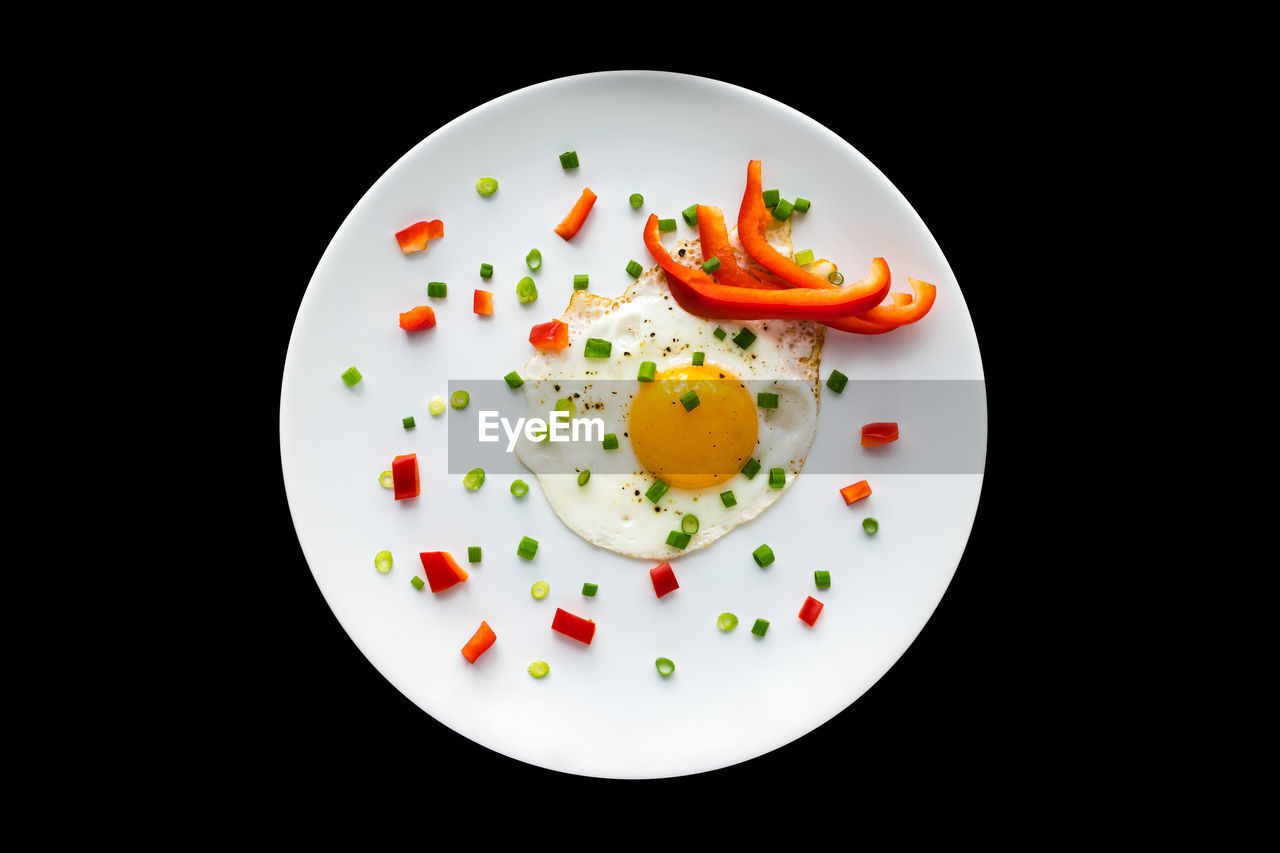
[280,70,985,779]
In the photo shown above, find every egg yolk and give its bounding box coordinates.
[629,364,758,489]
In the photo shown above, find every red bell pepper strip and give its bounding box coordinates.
[650,562,679,598]
[392,454,419,501]
[861,422,900,447]
[840,480,872,505]
[419,551,469,593]
[461,621,496,663]
[395,219,443,254]
[798,596,824,627]
[551,607,596,645]
[696,204,789,290]
[398,305,437,331]
[643,215,890,322]
[529,319,570,351]
[852,277,937,326]
[553,188,598,241]
[892,292,914,306]
[473,289,494,315]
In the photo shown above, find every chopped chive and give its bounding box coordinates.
[826,369,849,394]
[573,274,589,290]
[468,546,482,563]
[463,468,485,490]
[679,390,700,411]
[713,327,727,341]
[602,433,619,450]
[450,390,470,409]
[720,490,737,508]
[666,531,691,549]
[427,281,447,298]
[752,544,775,567]
[794,197,811,213]
[429,396,446,416]
[511,479,529,498]
[582,582,598,596]
[828,271,845,285]
[637,361,657,382]
[554,397,576,417]
[410,576,425,591]
[793,249,814,267]
[379,470,395,489]
[681,514,699,535]
[475,176,498,196]
[863,517,879,535]
[772,199,795,221]
[657,218,677,232]
[517,276,538,303]
[655,657,676,677]
[504,371,524,388]
[626,259,644,277]
[528,660,550,678]
[701,257,721,274]
[762,189,779,208]
[691,351,704,366]
[517,536,539,560]
[732,328,756,349]
[629,193,644,208]
[402,416,416,429]
[757,392,779,408]
[681,204,698,225]
[559,150,579,169]
[751,618,770,637]
[480,262,493,278]
[577,469,591,486]
[374,550,393,573]
[341,366,362,386]
[526,248,542,271]
[584,337,612,358]
[768,468,785,489]
[718,612,739,632]
[814,570,831,588]
[645,480,670,503]
[741,458,761,479]
[530,580,549,599]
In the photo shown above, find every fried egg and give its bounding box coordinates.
[514,220,825,560]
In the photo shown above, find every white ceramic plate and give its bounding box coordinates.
[280,71,985,778]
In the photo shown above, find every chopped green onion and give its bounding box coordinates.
[690,351,704,366]
[410,576,425,591]
[427,281,447,298]
[645,480,670,503]
[752,544,775,567]
[826,369,849,394]
[374,550,393,573]
[475,176,498,196]
[468,546,482,563]
[463,468,485,490]
[504,371,524,388]
[526,248,542,271]
[768,468,785,489]
[531,580,549,599]
[718,612,739,632]
[794,197,811,213]
[761,189,779,208]
[554,397,576,417]
[379,470,395,489]
[582,582,598,596]
[341,366,362,386]
[732,328,757,349]
[402,416,416,429]
[863,517,879,535]
[516,276,538,303]
[681,514,699,535]
[657,218,677,232]
[666,530,691,549]
[480,262,493,278]
[574,274,589,290]
[517,536,538,560]
[602,433,619,450]
[720,490,737,508]
[751,618,770,637]
[626,259,644,277]
[637,361,657,382]
[584,337,612,358]
[713,327,727,340]
[772,199,794,221]
[681,204,698,225]
[827,271,844,285]
[528,660,550,678]
[629,193,644,208]
[741,458,761,479]
[757,392,779,408]
[793,249,814,267]
[450,390,470,409]
[679,390,700,411]
[559,150,579,169]
[429,396,446,416]
[701,257,721,274]
[655,657,675,677]
[577,469,591,486]
[815,570,831,588]
[511,479,529,498]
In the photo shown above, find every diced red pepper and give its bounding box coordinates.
[529,319,570,351]
[461,620,496,663]
[398,305,437,331]
[650,562,679,598]
[473,289,494,315]
[798,596,824,627]
[553,187,598,240]
[392,454,419,501]
[395,219,444,254]
[861,422,900,447]
[551,607,596,645]
[419,551,469,593]
[840,480,872,505]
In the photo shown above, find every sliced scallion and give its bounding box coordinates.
[752,544,775,567]
[528,660,550,678]
[741,458,761,479]
[427,281,447,298]
[602,433,619,450]
[379,470,395,489]
[793,249,814,267]
[713,327,727,340]
[577,470,591,486]
[701,257,721,274]
[584,338,612,359]
[429,396,446,416]
[480,262,493,278]
[504,371,524,388]
[341,366,362,386]
[516,276,538,303]
[691,351,704,366]
[629,193,644,208]
[475,176,498,196]
[573,274,589,290]
[645,480,670,503]
[757,392,779,409]
[666,530,691,549]
[768,468,785,489]
[657,218,677,232]
[815,570,831,588]
[655,657,675,677]
[720,490,736,508]
[680,390,700,411]
[732,328,757,349]
[410,576,425,591]
[450,390,470,410]
[468,546,482,563]
[637,361,657,382]
[463,468,485,490]
[772,199,795,221]
[517,536,538,560]
[828,271,845,285]
[863,517,879,535]
[582,582,598,596]
[559,150,579,169]
[526,248,542,271]
[531,580,549,599]
[626,259,643,277]
[681,204,698,225]
[511,479,529,498]
[374,550,393,573]
[762,189,779,208]
[794,197,811,213]
[718,612,738,632]
[826,369,849,394]
[751,618,770,637]
[681,514,699,535]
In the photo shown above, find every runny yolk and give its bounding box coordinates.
[628,364,758,490]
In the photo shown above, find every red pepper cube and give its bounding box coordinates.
[392,454,420,500]
[395,219,444,254]
[840,480,871,505]
[398,305,437,331]
[473,289,494,315]
[798,596,824,627]
[551,607,596,645]
[650,562,679,598]
[861,422,899,447]
[461,620,496,663]
[529,319,569,351]
[419,551,469,593]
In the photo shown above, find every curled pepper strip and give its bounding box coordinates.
[554,187,598,241]
[696,204,789,290]
[643,215,891,322]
